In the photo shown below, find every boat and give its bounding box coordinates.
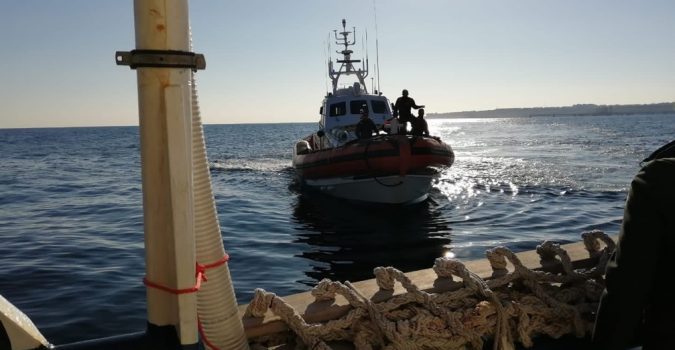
[292,19,455,205]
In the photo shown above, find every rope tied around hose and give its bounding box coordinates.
[142,254,230,295]
[143,254,231,350]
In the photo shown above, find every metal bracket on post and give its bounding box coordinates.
[115,49,206,71]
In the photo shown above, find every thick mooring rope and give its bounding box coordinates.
[245,230,615,350]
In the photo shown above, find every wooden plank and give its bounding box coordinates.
[240,236,615,339]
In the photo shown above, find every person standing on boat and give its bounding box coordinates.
[592,140,675,350]
[410,109,430,136]
[393,89,424,133]
[355,109,379,139]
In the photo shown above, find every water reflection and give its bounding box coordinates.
[291,192,454,286]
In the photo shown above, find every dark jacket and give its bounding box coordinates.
[592,140,675,349]
[355,117,378,139]
[411,118,429,136]
[394,96,421,121]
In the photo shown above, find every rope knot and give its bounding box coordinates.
[486,247,508,274]
[582,230,615,257]
[195,262,208,283]
[244,288,276,318]
[142,254,229,295]
[374,266,396,290]
[432,257,461,279]
[311,279,339,301]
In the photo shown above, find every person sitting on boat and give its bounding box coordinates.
[355,109,379,139]
[410,108,430,136]
[393,89,424,131]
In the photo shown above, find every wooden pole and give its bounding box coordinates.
[133,0,198,346]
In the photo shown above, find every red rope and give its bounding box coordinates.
[198,317,221,350]
[143,254,230,295]
[143,254,230,350]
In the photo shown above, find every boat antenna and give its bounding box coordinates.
[373,0,381,93]
[365,30,370,91]
[324,35,330,94]
[329,19,369,94]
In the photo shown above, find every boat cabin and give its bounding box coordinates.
[309,19,394,149]
[319,82,392,131]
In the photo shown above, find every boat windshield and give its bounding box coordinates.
[350,100,368,114]
[371,100,387,114]
[329,102,347,116]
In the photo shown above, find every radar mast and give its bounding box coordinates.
[328,19,369,94]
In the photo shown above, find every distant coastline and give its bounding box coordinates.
[428,102,675,119]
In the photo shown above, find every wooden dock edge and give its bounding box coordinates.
[238,236,616,339]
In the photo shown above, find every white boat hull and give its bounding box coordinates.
[302,174,435,205]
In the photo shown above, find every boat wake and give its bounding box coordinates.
[209,159,290,174]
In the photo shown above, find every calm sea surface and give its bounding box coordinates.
[0,114,673,344]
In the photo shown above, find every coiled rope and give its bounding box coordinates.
[245,230,614,350]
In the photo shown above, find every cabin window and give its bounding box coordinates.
[371,100,387,114]
[350,100,368,114]
[329,102,346,116]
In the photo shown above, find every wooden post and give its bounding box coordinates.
[133,0,198,346]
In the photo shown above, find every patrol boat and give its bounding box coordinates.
[292,19,454,205]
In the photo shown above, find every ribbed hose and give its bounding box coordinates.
[190,70,249,349]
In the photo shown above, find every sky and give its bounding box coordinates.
[0,0,674,128]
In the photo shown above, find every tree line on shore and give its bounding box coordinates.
[428,102,675,119]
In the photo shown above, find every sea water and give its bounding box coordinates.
[0,114,672,344]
